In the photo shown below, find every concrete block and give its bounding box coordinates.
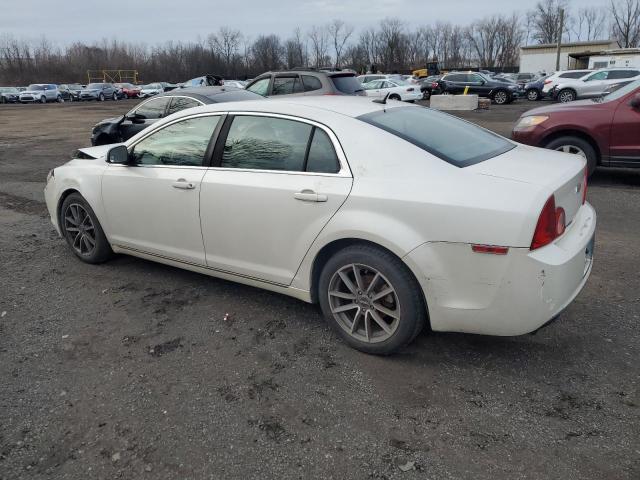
[429,94,479,111]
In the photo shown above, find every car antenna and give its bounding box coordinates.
[372,92,391,105]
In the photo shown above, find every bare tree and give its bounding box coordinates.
[307,25,329,68]
[209,27,242,77]
[571,7,607,41]
[610,0,640,47]
[251,34,283,72]
[529,0,570,44]
[327,19,354,68]
[377,18,408,73]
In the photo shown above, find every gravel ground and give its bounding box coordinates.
[0,99,638,480]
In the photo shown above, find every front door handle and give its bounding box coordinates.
[172,179,195,190]
[294,189,327,202]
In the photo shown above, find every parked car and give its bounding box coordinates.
[114,83,141,99]
[500,72,537,85]
[222,80,246,89]
[19,84,62,103]
[0,86,20,103]
[80,83,119,101]
[362,79,422,102]
[541,70,594,97]
[139,83,165,98]
[357,74,387,84]
[245,69,365,97]
[62,84,84,101]
[432,72,520,104]
[45,96,594,355]
[418,75,441,99]
[160,82,178,92]
[181,75,224,88]
[512,79,640,175]
[90,86,264,146]
[551,68,640,103]
[524,74,552,101]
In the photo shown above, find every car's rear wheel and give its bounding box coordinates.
[112,92,118,100]
[557,89,576,103]
[60,193,112,263]
[526,89,540,101]
[318,244,426,355]
[57,95,63,103]
[40,96,46,104]
[492,90,509,105]
[545,136,597,176]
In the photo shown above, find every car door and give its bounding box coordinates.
[200,113,352,285]
[101,114,223,264]
[119,96,171,141]
[609,90,640,165]
[581,71,609,97]
[365,80,383,98]
[467,74,487,95]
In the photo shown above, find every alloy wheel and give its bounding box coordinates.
[494,91,507,104]
[558,90,575,103]
[328,263,401,344]
[555,144,587,159]
[527,90,539,101]
[63,203,97,256]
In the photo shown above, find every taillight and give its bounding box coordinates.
[544,79,552,84]
[431,82,438,88]
[581,167,588,204]
[531,195,566,250]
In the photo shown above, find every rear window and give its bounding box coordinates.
[560,71,591,79]
[330,75,364,94]
[358,106,515,167]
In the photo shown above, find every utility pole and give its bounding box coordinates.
[555,8,565,71]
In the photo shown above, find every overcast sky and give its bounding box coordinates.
[1,0,612,46]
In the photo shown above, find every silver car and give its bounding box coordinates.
[19,84,62,103]
[553,68,640,102]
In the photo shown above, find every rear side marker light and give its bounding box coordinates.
[472,245,509,255]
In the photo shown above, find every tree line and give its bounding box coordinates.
[1,0,638,85]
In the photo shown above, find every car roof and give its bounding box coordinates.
[160,87,264,103]
[167,95,408,121]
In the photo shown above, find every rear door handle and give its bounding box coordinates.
[172,179,195,190]
[294,190,327,202]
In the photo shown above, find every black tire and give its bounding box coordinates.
[492,89,509,105]
[1,96,6,104]
[389,94,401,101]
[98,93,105,102]
[112,92,118,100]
[60,193,113,263]
[57,95,63,103]
[40,96,47,104]
[557,88,576,103]
[526,89,540,101]
[544,136,597,176]
[318,244,426,355]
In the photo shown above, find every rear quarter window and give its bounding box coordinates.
[358,106,515,167]
[330,75,364,94]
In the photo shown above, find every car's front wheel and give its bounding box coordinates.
[318,244,426,355]
[492,90,509,105]
[40,96,47,104]
[526,89,540,101]
[389,94,401,101]
[112,92,118,100]
[557,88,576,103]
[545,136,597,176]
[60,193,113,263]
[98,93,105,102]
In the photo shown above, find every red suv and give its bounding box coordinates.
[512,80,640,175]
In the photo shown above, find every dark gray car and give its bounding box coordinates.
[80,83,119,101]
[245,69,365,97]
[90,86,264,145]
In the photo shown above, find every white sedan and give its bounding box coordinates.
[362,79,423,101]
[44,97,595,355]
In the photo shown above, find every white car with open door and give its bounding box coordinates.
[45,97,595,355]
[362,79,423,102]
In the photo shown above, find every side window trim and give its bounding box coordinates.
[125,113,226,169]
[209,112,351,177]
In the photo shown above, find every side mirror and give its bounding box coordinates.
[630,93,640,109]
[106,145,130,164]
[125,112,145,124]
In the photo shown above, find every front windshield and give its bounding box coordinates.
[144,84,160,89]
[87,83,104,89]
[601,78,640,102]
[68,84,82,89]
[27,84,45,90]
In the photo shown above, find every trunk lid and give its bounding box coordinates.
[468,144,586,227]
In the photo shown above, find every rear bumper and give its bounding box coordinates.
[404,202,596,336]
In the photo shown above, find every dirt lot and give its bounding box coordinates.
[0,99,639,480]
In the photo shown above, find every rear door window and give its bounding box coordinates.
[560,71,591,79]
[220,115,312,171]
[306,128,339,173]
[167,96,202,115]
[358,106,514,167]
[302,75,322,92]
[134,97,170,119]
[330,75,363,94]
[608,70,640,79]
[272,76,303,95]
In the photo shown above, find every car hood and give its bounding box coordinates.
[82,89,101,93]
[21,90,45,95]
[75,144,118,159]
[521,99,603,116]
